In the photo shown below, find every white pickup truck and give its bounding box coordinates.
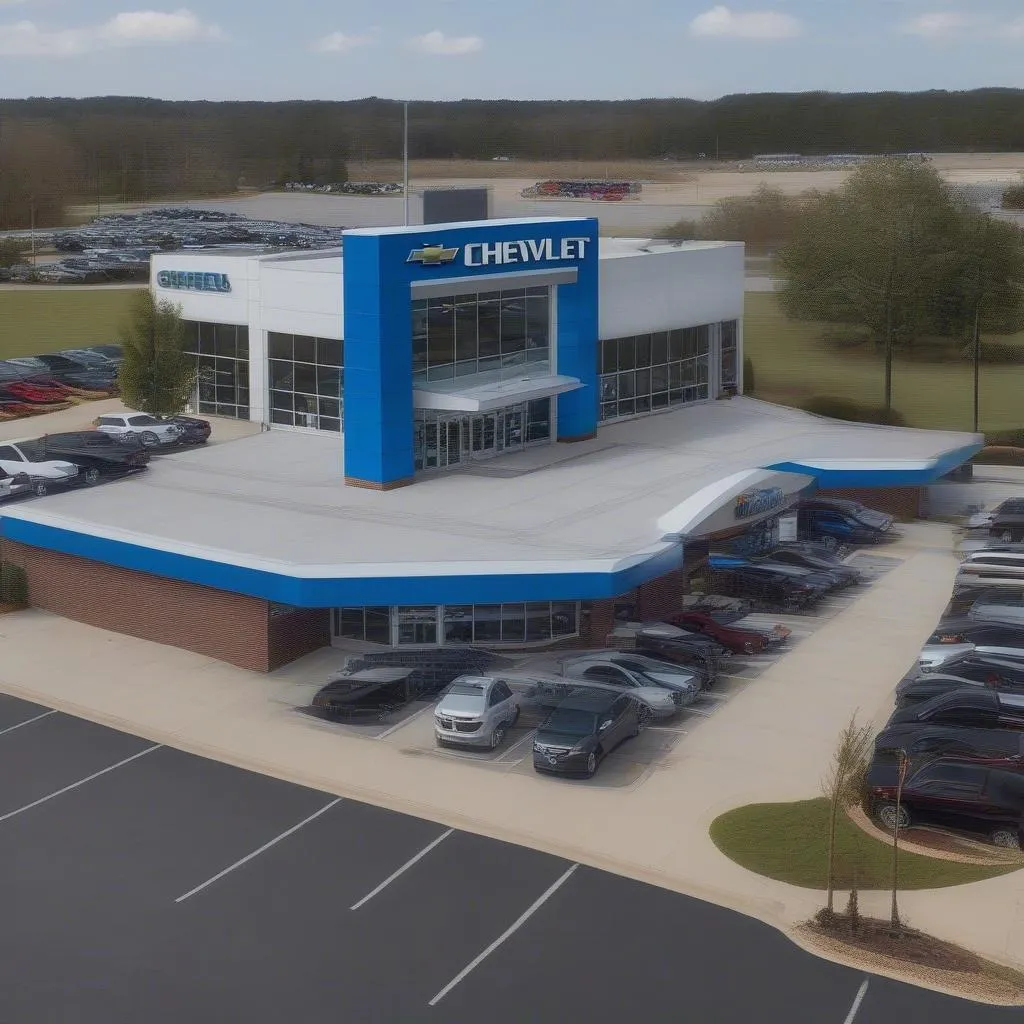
[0,438,81,494]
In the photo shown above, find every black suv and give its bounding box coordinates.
[532,691,640,779]
[868,757,1024,849]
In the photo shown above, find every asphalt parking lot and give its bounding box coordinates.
[0,690,1015,1023]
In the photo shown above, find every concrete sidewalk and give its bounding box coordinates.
[0,522,1020,976]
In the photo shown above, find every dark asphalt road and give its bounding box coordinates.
[0,692,1019,1023]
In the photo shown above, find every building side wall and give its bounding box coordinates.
[818,486,923,522]
[150,252,257,325]
[268,608,331,671]
[598,244,745,341]
[0,540,273,672]
[260,266,344,340]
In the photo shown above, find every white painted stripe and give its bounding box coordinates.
[375,704,434,741]
[429,863,579,1006]
[0,710,56,736]
[350,828,454,910]
[0,744,161,825]
[175,798,341,903]
[843,978,870,1024]
[496,730,536,762]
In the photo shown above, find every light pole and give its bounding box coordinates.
[889,749,908,934]
[402,100,410,227]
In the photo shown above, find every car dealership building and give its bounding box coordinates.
[0,216,984,670]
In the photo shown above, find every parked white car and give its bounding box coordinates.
[94,412,183,447]
[434,675,521,749]
[0,468,33,502]
[0,438,80,494]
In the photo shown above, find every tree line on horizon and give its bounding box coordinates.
[4,90,1024,229]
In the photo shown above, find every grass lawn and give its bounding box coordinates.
[0,287,145,359]
[710,798,1021,890]
[745,291,1024,434]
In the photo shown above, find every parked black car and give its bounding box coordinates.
[6,355,116,392]
[874,723,1024,761]
[310,667,420,721]
[764,546,865,585]
[926,618,1024,649]
[38,431,150,477]
[915,652,1024,688]
[167,415,211,445]
[888,687,1024,730]
[797,498,894,548]
[750,556,851,591]
[532,691,640,779]
[867,756,1024,848]
[895,665,1024,707]
[708,563,821,611]
[987,500,1024,543]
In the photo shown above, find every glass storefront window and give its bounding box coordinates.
[412,287,549,381]
[333,603,582,647]
[184,320,250,420]
[598,325,713,424]
[267,332,344,432]
[721,319,739,390]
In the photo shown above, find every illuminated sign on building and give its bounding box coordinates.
[407,237,589,270]
[157,271,232,293]
[734,487,786,520]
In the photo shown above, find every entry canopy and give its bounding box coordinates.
[413,371,583,413]
[657,468,814,538]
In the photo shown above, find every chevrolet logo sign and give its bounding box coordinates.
[407,243,459,266]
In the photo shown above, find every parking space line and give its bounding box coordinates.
[428,862,579,1006]
[646,726,688,735]
[175,798,342,904]
[843,978,869,1023]
[0,744,161,825]
[376,704,433,741]
[496,729,536,762]
[0,710,56,736]
[350,828,454,910]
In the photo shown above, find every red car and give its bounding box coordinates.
[663,610,791,655]
[5,379,71,403]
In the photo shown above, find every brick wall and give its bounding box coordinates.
[818,486,923,522]
[268,608,331,671]
[636,568,689,621]
[0,539,273,672]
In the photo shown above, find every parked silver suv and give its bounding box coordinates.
[434,676,520,749]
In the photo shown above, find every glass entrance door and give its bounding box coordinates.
[470,413,498,457]
[395,606,439,646]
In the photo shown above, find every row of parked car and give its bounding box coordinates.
[0,410,212,500]
[307,540,873,779]
[865,532,1024,850]
[0,346,123,422]
[705,498,893,611]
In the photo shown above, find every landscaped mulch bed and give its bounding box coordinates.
[799,916,1024,1005]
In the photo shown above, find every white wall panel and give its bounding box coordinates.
[260,267,343,340]
[150,253,255,325]
[599,243,744,340]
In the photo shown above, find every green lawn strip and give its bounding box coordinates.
[710,798,1020,890]
[0,287,145,359]
[744,291,1024,433]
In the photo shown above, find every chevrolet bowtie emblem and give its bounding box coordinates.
[407,243,459,265]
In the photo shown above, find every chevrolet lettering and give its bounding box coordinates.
[463,237,589,268]
[157,270,231,293]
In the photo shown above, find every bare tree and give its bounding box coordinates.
[821,714,874,918]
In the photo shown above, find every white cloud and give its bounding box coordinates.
[900,11,973,37]
[689,5,803,39]
[0,8,221,56]
[311,31,371,54]
[409,29,482,55]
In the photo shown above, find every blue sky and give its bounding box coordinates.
[1,0,1023,101]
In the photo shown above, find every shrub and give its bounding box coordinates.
[742,357,755,395]
[0,562,28,606]
[973,446,1024,466]
[795,396,907,427]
